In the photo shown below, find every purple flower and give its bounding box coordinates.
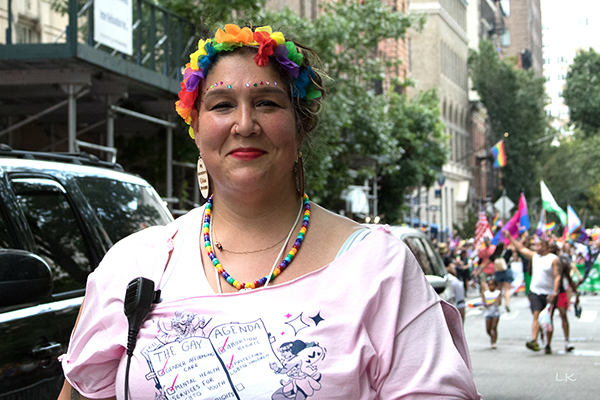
[185,69,205,92]
[274,45,300,78]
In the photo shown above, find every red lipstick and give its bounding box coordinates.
[229,147,266,160]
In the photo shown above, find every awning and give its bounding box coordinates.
[456,180,470,204]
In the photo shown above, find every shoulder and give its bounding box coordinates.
[301,202,364,262]
[93,207,204,280]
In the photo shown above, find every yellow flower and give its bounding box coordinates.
[190,39,210,70]
[256,26,285,45]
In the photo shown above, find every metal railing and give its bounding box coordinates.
[3,0,197,81]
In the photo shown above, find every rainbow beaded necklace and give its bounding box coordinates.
[202,194,311,290]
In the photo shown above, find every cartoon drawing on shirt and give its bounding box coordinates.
[156,310,210,343]
[270,340,326,400]
[144,314,319,400]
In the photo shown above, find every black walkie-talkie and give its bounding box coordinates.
[123,277,160,400]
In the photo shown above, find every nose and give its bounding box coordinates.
[233,104,260,137]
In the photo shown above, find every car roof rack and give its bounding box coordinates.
[0,144,124,171]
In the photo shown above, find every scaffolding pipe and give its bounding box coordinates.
[166,120,173,200]
[0,89,90,138]
[106,107,115,162]
[68,85,77,152]
[76,140,117,163]
[110,105,177,128]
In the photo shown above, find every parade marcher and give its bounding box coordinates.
[57,24,480,400]
[482,277,502,349]
[555,242,580,352]
[509,247,525,296]
[578,237,600,288]
[491,242,514,312]
[456,246,472,294]
[447,264,467,323]
[474,237,496,295]
[505,230,560,354]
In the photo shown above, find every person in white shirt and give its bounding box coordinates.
[504,230,561,354]
[482,278,502,349]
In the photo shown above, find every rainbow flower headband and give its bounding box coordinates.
[176,24,322,138]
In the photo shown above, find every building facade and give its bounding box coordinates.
[466,0,503,211]
[408,0,471,238]
[502,0,543,75]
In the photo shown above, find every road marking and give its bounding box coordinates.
[578,310,597,323]
[556,349,600,357]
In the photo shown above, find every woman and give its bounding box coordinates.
[58,24,479,400]
[490,242,513,312]
[505,231,559,354]
[554,242,580,352]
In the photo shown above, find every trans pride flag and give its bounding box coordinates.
[491,140,507,168]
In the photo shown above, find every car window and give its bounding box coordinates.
[419,237,447,277]
[76,177,172,244]
[403,237,435,275]
[0,206,15,249]
[11,178,90,294]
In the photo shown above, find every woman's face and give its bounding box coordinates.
[192,53,297,195]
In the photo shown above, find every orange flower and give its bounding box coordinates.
[214,24,253,45]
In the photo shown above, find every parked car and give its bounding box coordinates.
[0,147,173,399]
[366,225,456,305]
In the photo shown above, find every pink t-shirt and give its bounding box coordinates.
[61,209,480,399]
[478,245,497,274]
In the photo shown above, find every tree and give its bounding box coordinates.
[563,48,600,137]
[540,134,600,225]
[469,40,549,202]
[248,1,446,222]
[65,0,446,219]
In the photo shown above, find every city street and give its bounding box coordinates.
[464,291,600,399]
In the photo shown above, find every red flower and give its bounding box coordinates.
[176,81,198,122]
[253,31,277,66]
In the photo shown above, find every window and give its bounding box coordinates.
[403,237,434,275]
[76,177,172,245]
[15,16,40,44]
[403,236,446,277]
[500,29,510,46]
[11,178,91,295]
[0,206,15,249]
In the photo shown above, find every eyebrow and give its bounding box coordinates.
[203,86,287,99]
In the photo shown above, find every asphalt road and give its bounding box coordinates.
[463,289,600,400]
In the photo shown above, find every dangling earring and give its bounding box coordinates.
[197,155,210,198]
[295,152,305,195]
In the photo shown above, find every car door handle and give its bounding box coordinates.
[32,342,63,358]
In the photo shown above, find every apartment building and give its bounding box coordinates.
[408,0,471,238]
[502,0,543,75]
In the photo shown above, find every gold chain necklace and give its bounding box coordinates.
[212,231,288,254]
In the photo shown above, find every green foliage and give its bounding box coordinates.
[378,89,447,223]
[125,0,445,219]
[468,41,549,202]
[454,208,478,239]
[248,0,445,221]
[540,135,600,225]
[563,48,600,137]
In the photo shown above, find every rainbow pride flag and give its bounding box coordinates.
[491,140,507,168]
[545,222,556,231]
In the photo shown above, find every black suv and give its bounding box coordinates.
[0,148,173,399]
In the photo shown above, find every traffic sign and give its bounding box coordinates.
[494,195,514,219]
